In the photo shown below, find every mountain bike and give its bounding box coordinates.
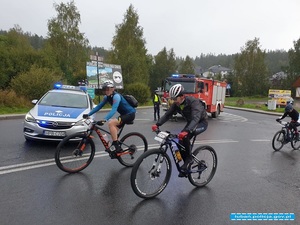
[55,118,148,173]
[272,120,300,151]
[130,129,217,199]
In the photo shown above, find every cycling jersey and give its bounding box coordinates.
[88,92,136,121]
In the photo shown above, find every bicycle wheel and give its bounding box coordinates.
[272,130,285,151]
[291,134,300,150]
[131,149,171,199]
[188,145,217,187]
[55,133,95,173]
[117,132,148,167]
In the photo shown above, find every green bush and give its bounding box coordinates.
[122,82,151,105]
[0,89,31,108]
[10,64,63,100]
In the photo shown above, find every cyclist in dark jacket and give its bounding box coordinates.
[276,103,300,139]
[84,80,136,153]
[152,84,208,177]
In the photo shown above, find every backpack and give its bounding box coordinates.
[123,94,138,108]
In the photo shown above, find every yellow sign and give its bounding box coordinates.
[268,89,291,105]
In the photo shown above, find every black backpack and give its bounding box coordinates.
[123,94,138,108]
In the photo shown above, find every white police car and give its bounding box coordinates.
[23,83,95,142]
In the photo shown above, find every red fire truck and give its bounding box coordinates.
[161,74,227,118]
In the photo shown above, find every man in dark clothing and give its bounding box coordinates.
[276,103,300,140]
[153,90,161,121]
[152,84,208,177]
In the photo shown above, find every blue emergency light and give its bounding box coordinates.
[53,82,86,92]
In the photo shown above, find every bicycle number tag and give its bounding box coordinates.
[154,131,169,143]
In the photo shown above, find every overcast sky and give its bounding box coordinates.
[1,0,299,58]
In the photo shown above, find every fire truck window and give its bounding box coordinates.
[205,83,208,92]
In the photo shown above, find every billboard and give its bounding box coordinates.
[86,61,123,89]
[268,89,292,106]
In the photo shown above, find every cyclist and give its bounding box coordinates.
[152,84,208,177]
[276,103,300,140]
[83,80,136,154]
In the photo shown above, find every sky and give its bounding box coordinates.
[1,0,300,58]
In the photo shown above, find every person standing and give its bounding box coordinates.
[153,90,161,121]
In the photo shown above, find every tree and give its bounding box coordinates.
[0,26,39,89]
[233,38,269,96]
[46,0,89,85]
[179,55,195,74]
[149,47,177,91]
[107,4,149,86]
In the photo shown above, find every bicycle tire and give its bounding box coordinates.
[117,132,148,167]
[291,134,300,150]
[188,145,217,187]
[55,133,95,173]
[131,149,171,199]
[272,130,285,151]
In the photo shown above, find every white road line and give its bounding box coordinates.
[250,139,270,142]
[1,139,239,175]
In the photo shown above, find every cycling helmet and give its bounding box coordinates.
[169,84,184,99]
[285,103,293,112]
[102,80,114,88]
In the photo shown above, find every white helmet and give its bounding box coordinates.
[102,80,114,88]
[169,84,184,99]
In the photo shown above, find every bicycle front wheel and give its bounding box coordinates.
[188,145,217,187]
[118,132,148,167]
[131,149,171,199]
[55,133,95,173]
[272,130,285,151]
[291,134,300,150]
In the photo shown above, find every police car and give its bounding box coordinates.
[23,83,95,142]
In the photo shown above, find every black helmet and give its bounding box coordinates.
[285,103,293,112]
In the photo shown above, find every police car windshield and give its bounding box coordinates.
[164,81,196,93]
[39,92,88,108]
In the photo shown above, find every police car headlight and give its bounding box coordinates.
[25,113,36,123]
[74,119,86,126]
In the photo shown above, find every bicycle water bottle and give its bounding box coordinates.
[175,150,182,162]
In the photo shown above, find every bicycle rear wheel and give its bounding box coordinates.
[55,133,95,173]
[117,132,148,167]
[188,145,217,187]
[272,130,285,151]
[131,149,171,199]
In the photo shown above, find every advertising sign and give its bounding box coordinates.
[268,89,292,106]
[86,61,123,89]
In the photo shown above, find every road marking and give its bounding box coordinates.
[0,139,241,175]
[251,139,270,142]
[217,112,248,122]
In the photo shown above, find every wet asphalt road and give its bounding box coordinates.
[0,107,299,225]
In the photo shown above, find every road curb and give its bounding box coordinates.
[225,106,282,116]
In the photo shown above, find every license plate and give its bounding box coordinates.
[44,130,66,137]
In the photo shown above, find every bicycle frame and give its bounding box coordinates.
[156,131,197,172]
[87,121,126,152]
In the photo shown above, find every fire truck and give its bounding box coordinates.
[161,74,227,118]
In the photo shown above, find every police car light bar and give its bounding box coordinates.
[53,82,86,92]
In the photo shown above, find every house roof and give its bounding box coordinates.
[206,65,231,73]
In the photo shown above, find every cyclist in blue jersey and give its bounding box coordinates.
[83,80,136,153]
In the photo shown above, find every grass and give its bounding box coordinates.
[225,97,290,113]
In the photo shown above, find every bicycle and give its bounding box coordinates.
[130,129,217,199]
[55,118,148,173]
[272,120,300,151]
